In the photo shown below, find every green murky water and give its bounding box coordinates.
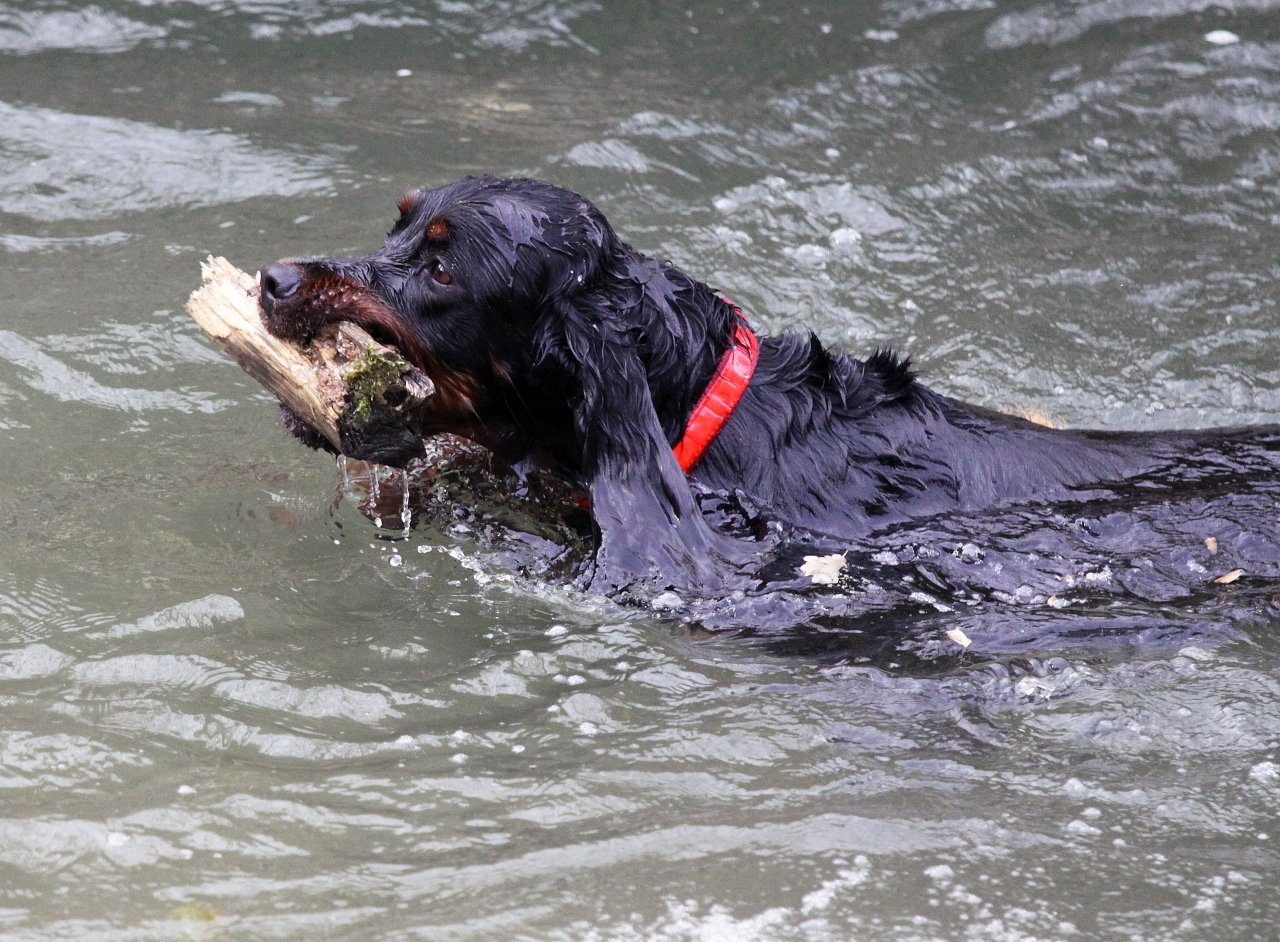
[1,2,1278,939]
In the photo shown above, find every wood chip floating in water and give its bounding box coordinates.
[800,553,847,584]
[185,256,434,468]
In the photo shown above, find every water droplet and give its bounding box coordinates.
[399,468,412,532]
[1204,30,1239,45]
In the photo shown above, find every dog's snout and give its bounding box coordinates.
[259,261,302,306]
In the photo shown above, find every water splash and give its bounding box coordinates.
[399,467,412,534]
[369,464,382,528]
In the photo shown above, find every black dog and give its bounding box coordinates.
[259,176,1278,597]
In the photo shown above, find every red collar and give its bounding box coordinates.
[671,313,759,473]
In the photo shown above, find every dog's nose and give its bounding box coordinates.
[259,262,301,305]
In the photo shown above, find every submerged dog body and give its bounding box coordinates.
[259,176,1276,595]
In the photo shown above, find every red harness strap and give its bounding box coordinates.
[671,314,759,474]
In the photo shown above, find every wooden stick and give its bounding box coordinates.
[185,256,434,468]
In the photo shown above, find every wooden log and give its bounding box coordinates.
[185,256,434,468]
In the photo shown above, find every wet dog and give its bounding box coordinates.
[259,176,1280,603]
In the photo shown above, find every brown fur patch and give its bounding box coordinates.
[420,366,480,427]
[489,352,512,383]
[425,216,451,243]
[1014,407,1056,428]
[397,191,418,215]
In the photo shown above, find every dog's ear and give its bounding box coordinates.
[536,294,753,595]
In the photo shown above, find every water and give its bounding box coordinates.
[2,1,1279,938]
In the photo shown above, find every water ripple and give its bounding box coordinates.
[0,330,230,413]
[0,102,334,222]
[0,4,165,54]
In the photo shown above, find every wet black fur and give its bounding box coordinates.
[261,176,1274,595]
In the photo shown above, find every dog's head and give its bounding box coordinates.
[260,176,750,591]
[260,176,624,458]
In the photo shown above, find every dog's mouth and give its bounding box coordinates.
[258,263,429,367]
[258,260,486,440]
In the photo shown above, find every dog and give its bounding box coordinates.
[258,175,1280,599]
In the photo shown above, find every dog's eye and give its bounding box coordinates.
[431,260,453,286]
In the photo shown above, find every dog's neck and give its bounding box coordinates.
[605,253,744,443]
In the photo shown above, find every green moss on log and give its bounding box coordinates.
[346,345,411,422]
